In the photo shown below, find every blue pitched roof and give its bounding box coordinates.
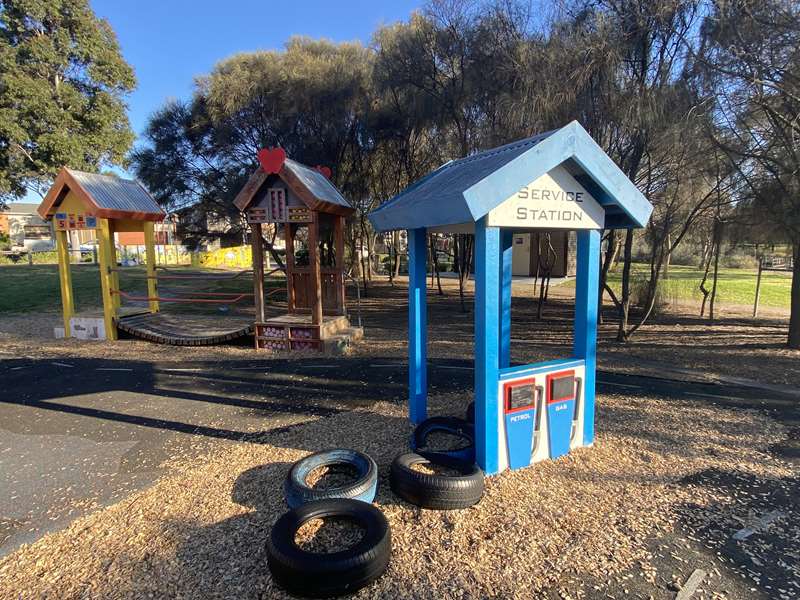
[369,121,652,232]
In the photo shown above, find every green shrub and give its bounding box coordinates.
[32,251,59,264]
[630,273,686,316]
[722,254,757,269]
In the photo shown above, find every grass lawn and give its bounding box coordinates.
[602,263,792,310]
[0,264,282,315]
[1,262,791,316]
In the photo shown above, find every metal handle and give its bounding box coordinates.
[570,377,583,442]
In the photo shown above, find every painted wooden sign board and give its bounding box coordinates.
[54,212,98,231]
[486,165,604,229]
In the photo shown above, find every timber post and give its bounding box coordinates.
[309,212,324,326]
[143,221,159,313]
[55,229,74,337]
[251,222,266,323]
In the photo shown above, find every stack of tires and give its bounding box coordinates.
[266,449,391,598]
[390,416,485,510]
[265,411,484,597]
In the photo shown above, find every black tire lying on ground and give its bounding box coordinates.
[465,401,475,424]
[267,498,391,598]
[284,448,378,509]
[390,452,484,510]
[411,416,475,463]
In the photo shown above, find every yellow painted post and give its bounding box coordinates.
[107,221,121,312]
[55,229,74,337]
[143,221,159,313]
[98,218,118,340]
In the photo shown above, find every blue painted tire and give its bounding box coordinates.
[284,449,378,509]
[411,416,476,464]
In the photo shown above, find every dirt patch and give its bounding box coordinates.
[1,279,796,387]
[0,391,793,599]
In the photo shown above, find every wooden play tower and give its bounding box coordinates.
[234,148,361,352]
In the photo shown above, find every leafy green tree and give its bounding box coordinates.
[0,0,135,205]
[132,38,373,264]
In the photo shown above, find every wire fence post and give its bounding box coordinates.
[753,256,763,318]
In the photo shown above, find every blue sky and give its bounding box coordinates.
[93,0,422,138]
[14,0,423,203]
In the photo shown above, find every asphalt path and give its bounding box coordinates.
[1,355,797,597]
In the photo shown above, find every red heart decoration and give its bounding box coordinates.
[315,165,332,180]
[257,147,286,174]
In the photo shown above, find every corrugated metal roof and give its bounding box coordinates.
[374,130,554,226]
[284,159,352,209]
[369,121,652,231]
[67,169,163,216]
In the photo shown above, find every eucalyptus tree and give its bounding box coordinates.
[695,0,800,347]
[132,38,373,262]
[0,0,136,205]
[537,0,709,340]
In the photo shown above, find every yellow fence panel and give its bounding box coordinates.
[198,246,256,269]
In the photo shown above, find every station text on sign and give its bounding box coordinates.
[486,164,605,229]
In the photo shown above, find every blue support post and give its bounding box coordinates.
[499,230,513,368]
[574,229,601,445]
[475,217,501,475]
[408,228,428,424]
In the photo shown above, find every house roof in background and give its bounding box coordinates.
[2,203,40,215]
[369,121,653,232]
[37,168,165,222]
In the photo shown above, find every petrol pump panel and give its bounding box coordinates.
[502,378,538,470]
[495,360,586,473]
[546,371,578,459]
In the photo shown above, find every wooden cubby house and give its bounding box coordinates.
[233,148,362,352]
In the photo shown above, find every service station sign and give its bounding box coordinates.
[486,165,605,229]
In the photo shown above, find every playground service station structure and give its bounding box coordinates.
[369,121,653,475]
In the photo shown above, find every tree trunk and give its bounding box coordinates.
[616,229,634,342]
[598,229,619,325]
[455,234,473,313]
[392,231,401,279]
[789,240,800,349]
[429,233,443,295]
[709,223,722,321]
[698,240,714,317]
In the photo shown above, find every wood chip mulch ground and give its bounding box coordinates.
[0,391,794,599]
